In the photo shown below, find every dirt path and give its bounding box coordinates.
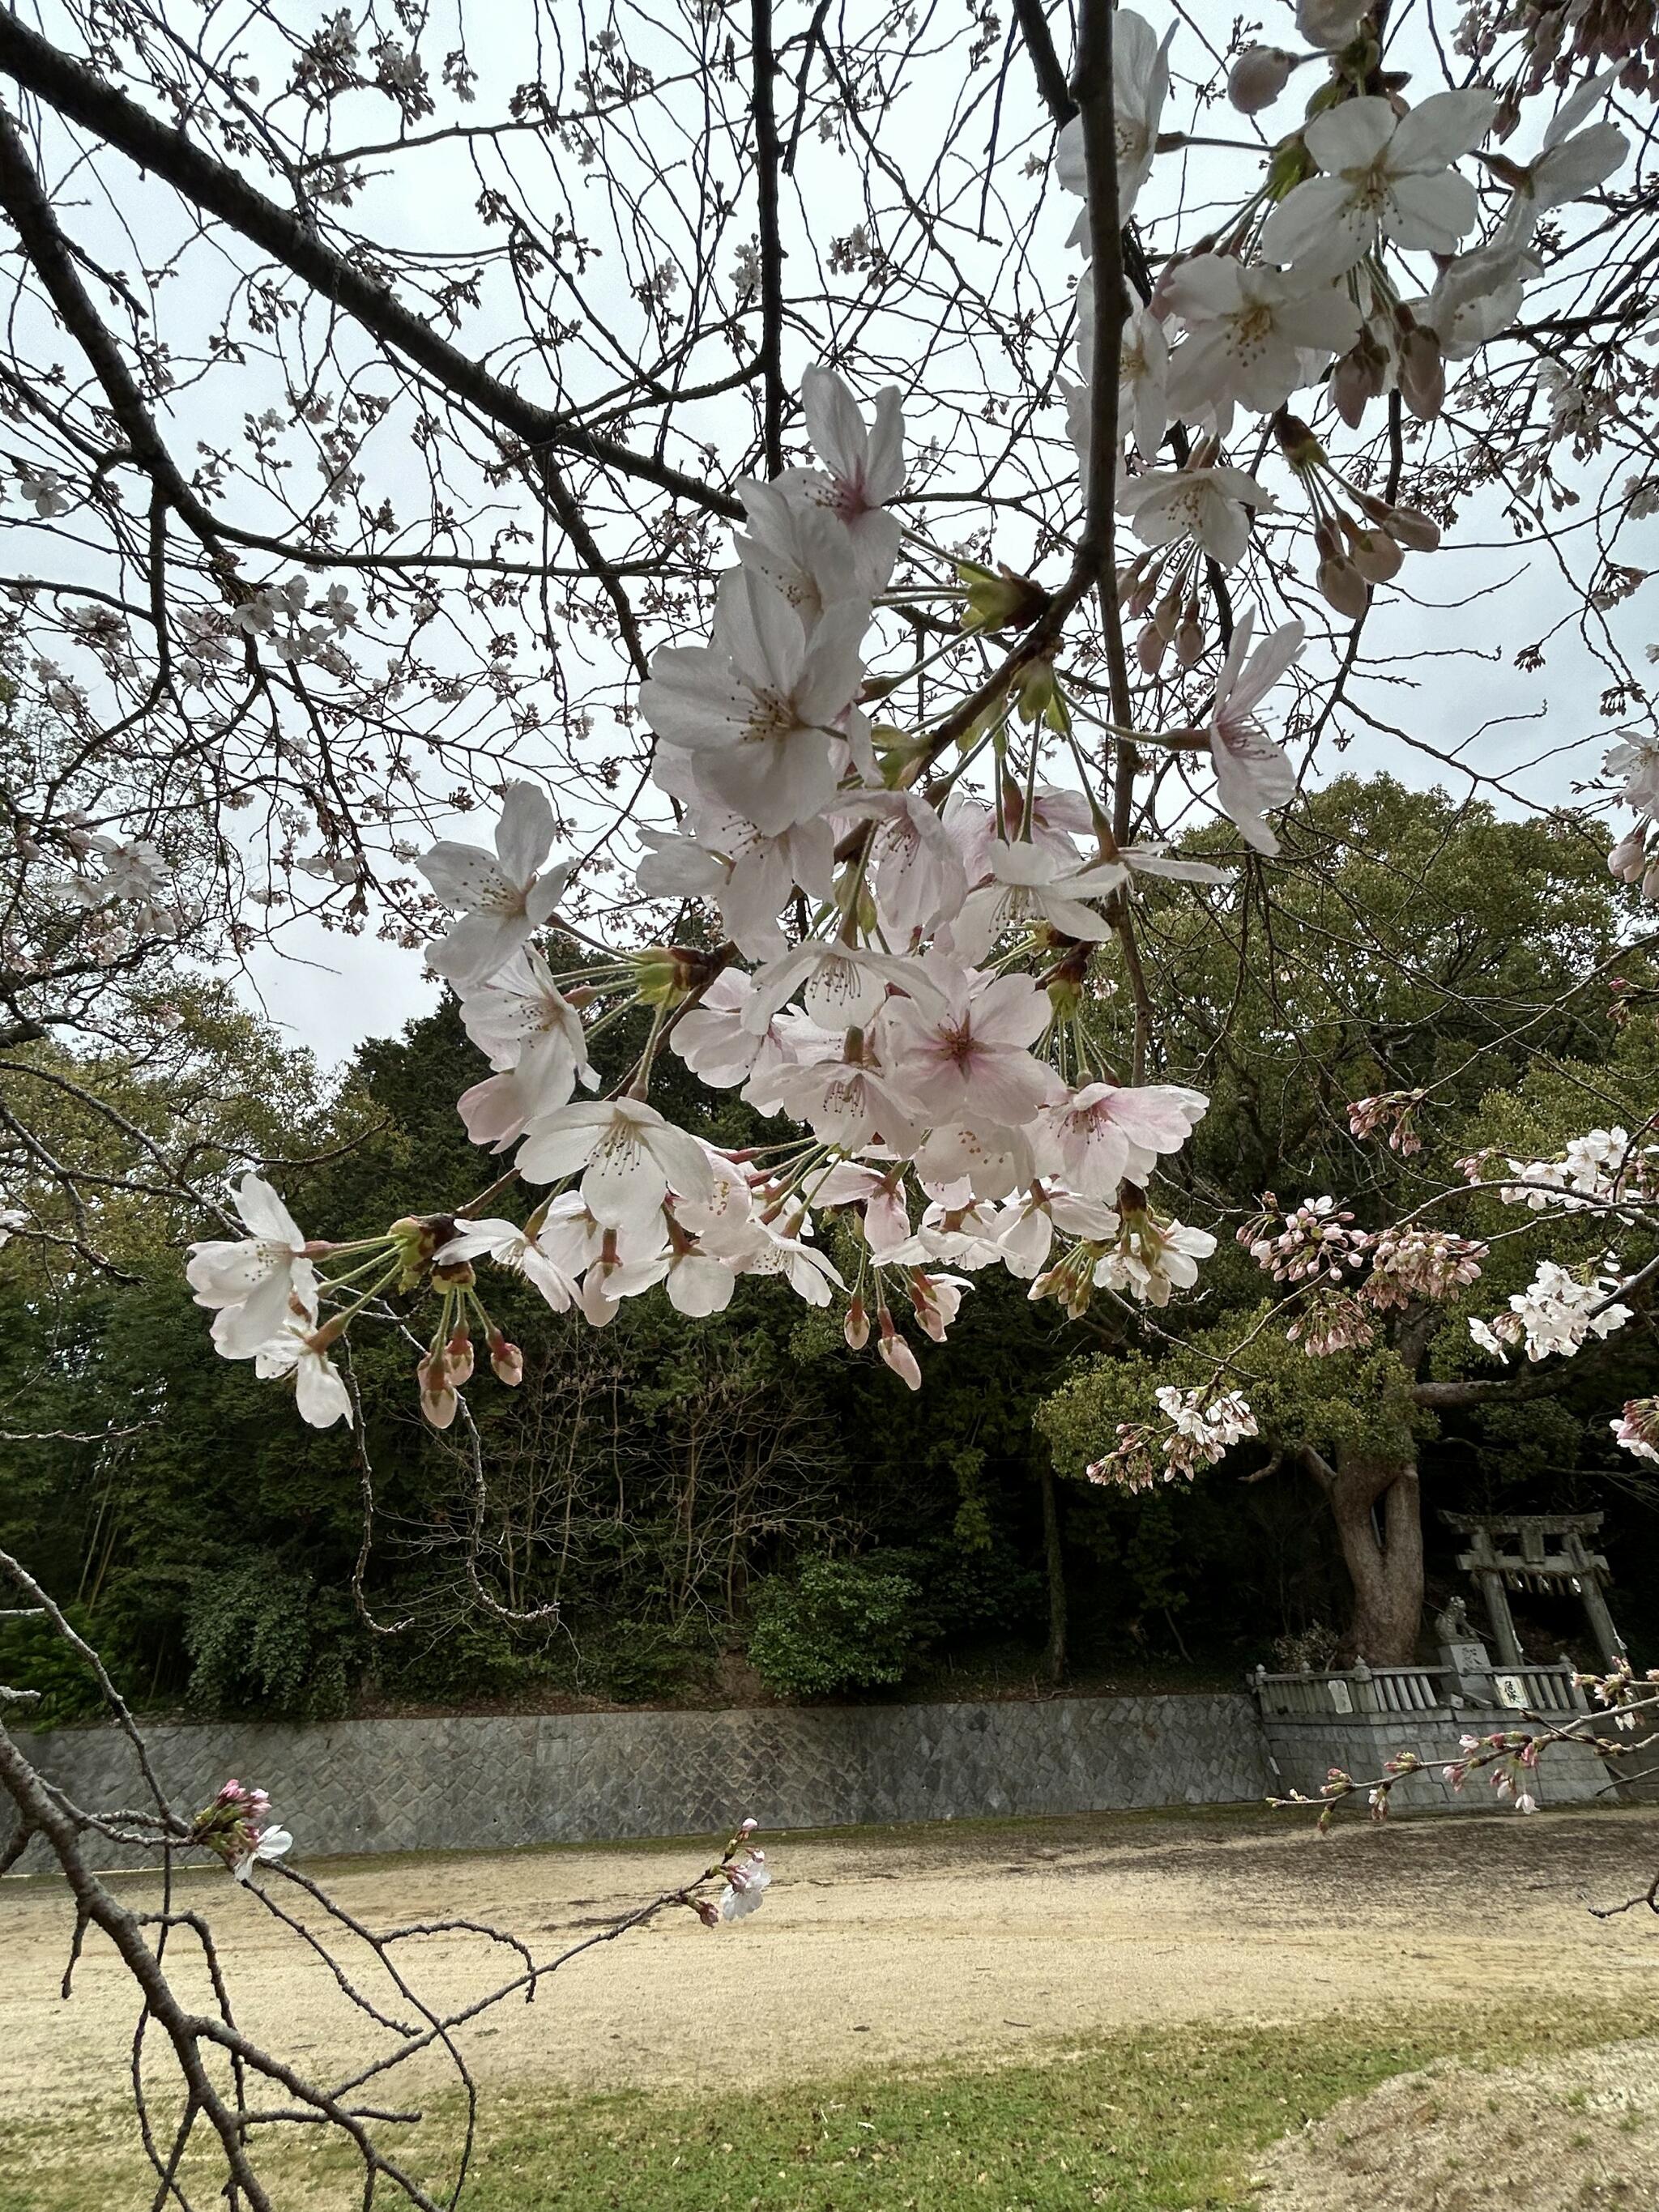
[5,1806,1659,2117]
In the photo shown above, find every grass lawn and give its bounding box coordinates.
[6,1999,1651,2212]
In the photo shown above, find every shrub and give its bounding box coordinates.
[746,1555,918,1698]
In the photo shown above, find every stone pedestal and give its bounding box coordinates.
[1439,1637,1496,1707]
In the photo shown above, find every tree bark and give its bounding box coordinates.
[1038,1460,1068,1686]
[1316,1446,1425,1664]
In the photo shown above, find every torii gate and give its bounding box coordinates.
[1441,1511,1627,1670]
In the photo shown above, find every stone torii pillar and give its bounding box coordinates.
[1456,1522,1524,1667]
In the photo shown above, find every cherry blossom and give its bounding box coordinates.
[186,1174,318,1359]
[253,1315,353,1429]
[779,364,906,586]
[433,1219,578,1313]
[946,841,1124,964]
[1194,610,1304,855]
[640,568,869,835]
[719,1848,774,1919]
[1497,72,1628,247]
[419,782,573,989]
[1162,258,1361,421]
[1260,91,1499,279]
[454,949,596,1151]
[516,1099,718,1238]
[1038,1081,1209,1197]
[882,966,1053,1126]
[1056,9,1175,230]
[1612,1399,1659,1464]
[1116,464,1277,569]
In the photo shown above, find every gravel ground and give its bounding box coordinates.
[5,1803,1659,2124]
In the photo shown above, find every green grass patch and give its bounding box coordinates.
[3,1998,1652,2212]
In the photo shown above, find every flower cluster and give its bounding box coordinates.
[1441,1730,1540,1814]
[1611,1397,1659,1463]
[172,15,1634,1430]
[1286,1287,1376,1357]
[1469,1259,1634,1363]
[1239,1194,1367,1284]
[191,364,1248,1421]
[1347,1089,1428,1156]
[1085,1384,1256,1492]
[1363,1226,1487,1310]
[1492,1124,1659,1213]
[190,1779,294,1882]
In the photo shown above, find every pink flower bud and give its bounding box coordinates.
[877,1318,923,1391]
[445,1327,475,1386]
[1174,609,1205,666]
[1398,326,1445,421]
[417,1348,459,1429]
[1137,620,1169,676]
[1227,45,1292,114]
[1347,527,1402,584]
[843,1294,870,1350]
[488,1330,523,1386]
[1316,554,1369,619]
[1381,505,1440,552]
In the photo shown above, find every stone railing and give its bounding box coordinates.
[1250,1656,1589,1722]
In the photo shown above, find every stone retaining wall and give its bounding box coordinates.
[1260,1711,1611,1812]
[12,1691,1270,1869]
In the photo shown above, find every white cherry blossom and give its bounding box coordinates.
[995,1185,1120,1278]
[516,1098,718,1238]
[778,364,905,586]
[744,940,944,1034]
[842,788,970,948]
[1116,464,1277,569]
[734,477,868,616]
[607,1245,740,1316]
[187,1174,318,1360]
[806,1159,912,1256]
[1056,11,1175,232]
[947,842,1124,965]
[1162,258,1361,419]
[1260,92,1499,279]
[455,948,596,1149]
[1197,609,1304,855]
[881,966,1053,1127]
[640,568,870,835]
[1036,1082,1208,1197]
[420,782,572,989]
[1094,1211,1218,1306]
[433,1218,578,1312]
[254,1316,353,1428]
[1497,71,1628,247]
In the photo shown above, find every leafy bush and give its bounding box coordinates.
[0,1602,118,1729]
[184,1558,352,1717]
[747,1556,919,1698]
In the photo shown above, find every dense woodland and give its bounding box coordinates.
[5,778,1658,1724]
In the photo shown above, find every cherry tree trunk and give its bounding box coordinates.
[1328,1447,1424,1665]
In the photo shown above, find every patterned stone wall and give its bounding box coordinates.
[11,1691,1272,1869]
